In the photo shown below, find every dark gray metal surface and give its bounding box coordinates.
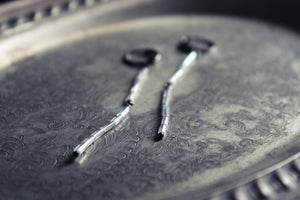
[1,1,300,200]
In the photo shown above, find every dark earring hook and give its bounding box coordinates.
[177,35,215,54]
[122,48,161,69]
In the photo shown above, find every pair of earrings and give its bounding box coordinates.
[73,35,215,159]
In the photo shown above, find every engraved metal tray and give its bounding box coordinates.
[1,0,300,200]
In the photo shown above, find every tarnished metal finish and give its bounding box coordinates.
[1,1,300,200]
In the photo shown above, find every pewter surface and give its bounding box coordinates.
[1,15,300,200]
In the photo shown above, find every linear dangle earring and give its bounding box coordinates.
[156,35,215,140]
[73,48,161,158]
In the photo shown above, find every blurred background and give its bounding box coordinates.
[1,0,299,32]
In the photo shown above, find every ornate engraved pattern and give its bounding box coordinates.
[1,16,300,200]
